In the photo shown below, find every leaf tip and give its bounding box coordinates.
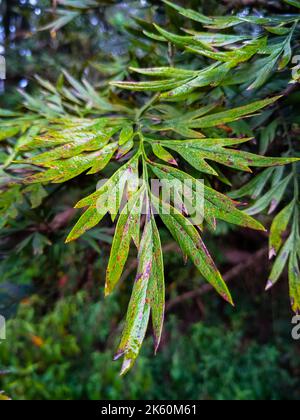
[120,358,133,376]
[113,349,124,362]
[265,280,274,291]
[269,247,276,259]
[252,219,267,232]
[222,292,234,307]
[65,236,74,244]
[73,199,83,208]
[154,335,162,355]
[104,285,111,297]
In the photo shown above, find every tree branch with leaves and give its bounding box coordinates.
[0,0,299,374]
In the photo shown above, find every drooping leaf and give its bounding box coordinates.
[267,234,293,289]
[246,174,293,216]
[149,217,165,353]
[106,188,144,296]
[230,168,275,200]
[269,201,294,256]
[116,217,153,375]
[151,194,233,305]
[149,162,265,232]
[289,251,300,313]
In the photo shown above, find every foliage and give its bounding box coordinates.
[0,292,299,401]
[0,0,299,375]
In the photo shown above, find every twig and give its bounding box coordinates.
[280,83,300,98]
[166,247,268,311]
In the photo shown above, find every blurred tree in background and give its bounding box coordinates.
[0,0,299,400]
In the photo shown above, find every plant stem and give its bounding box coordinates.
[135,93,159,123]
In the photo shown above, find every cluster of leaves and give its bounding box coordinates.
[0,1,299,374]
[41,0,120,33]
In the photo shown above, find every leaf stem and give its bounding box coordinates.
[135,93,159,123]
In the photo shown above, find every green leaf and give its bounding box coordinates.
[246,174,293,216]
[183,30,253,46]
[0,109,22,117]
[149,217,165,353]
[264,25,291,35]
[150,103,217,135]
[153,24,210,49]
[66,155,140,241]
[130,66,197,80]
[284,0,300,8]
[186,37,267,65]
[186,97,282,129]
[110,79,185,92]
[279,40,292,70]
[87,143,118,174]
[149,162,265,232]
[24,184,48,209]
[230,168,275,200]
[116,218,153,375]
[65,204,106,243]
[267,235,293,288]
[0,185,24,228]
[40,10,80,32]
[149,138,297,176]
[2,1,300,376]
[119,125,134,146]
[152,143,177,166]
[163,0,212,24]
[270,202,294,256]
[163,2,296,29]
[106,189,144,296]
[289,251,300,313]
[260,119,279,154]
[248,51,281,90]
[0,126,20,141]
[204,185,265,232]
[160,63,232,98]
[26,148,116,184]
[153,195,233,305]
[27,134,112,165]
[114,207,165,374]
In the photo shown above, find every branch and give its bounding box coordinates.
[166,247,268,311]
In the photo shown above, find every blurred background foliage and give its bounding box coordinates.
[0,0,299,400]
